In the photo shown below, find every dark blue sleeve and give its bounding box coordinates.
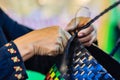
[0,9,32,40]
[0,41,28,80]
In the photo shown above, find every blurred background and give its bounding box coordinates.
[0,0,120,79]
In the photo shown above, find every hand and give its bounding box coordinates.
[65,17,97,46]
[14,26,71,61]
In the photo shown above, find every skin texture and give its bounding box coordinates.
[65,17,97,46]
[14,26,71,61]
[13,17,97,61]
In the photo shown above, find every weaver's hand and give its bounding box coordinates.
[14,26,71,61]
[65,17,97,46]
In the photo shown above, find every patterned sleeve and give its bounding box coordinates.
[0,41,28,80]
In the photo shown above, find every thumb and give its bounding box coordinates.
[65,17,80,32]
[65,17,91,31]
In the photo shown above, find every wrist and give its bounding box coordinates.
[13,38,33,61]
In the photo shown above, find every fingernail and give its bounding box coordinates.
[78,33,83,37]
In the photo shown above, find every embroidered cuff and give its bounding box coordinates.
[4,41,28,80]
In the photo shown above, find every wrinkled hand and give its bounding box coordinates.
[65,17,97,46]
[32,26,71,56]
[14,26,71,61]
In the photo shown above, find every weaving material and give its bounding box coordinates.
[45,39,114,80]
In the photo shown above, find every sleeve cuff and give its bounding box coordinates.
[4,41,28,80]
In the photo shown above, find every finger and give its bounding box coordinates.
[65,17,90,33]
[81,31,97,46]
[56,37,64,54]
[47,44,59,56]
[89,30,97,44]
[83,41,91,47]
[60,28,71,48]
[59,28,66,49]
[78,33,93,43]
[47,53,53,56]
[63,30,71,41]
[55,28,68,54]
[82,36,96,47]
[58,28,71,54]
[78,25,94,37]
[52,44,60,56]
